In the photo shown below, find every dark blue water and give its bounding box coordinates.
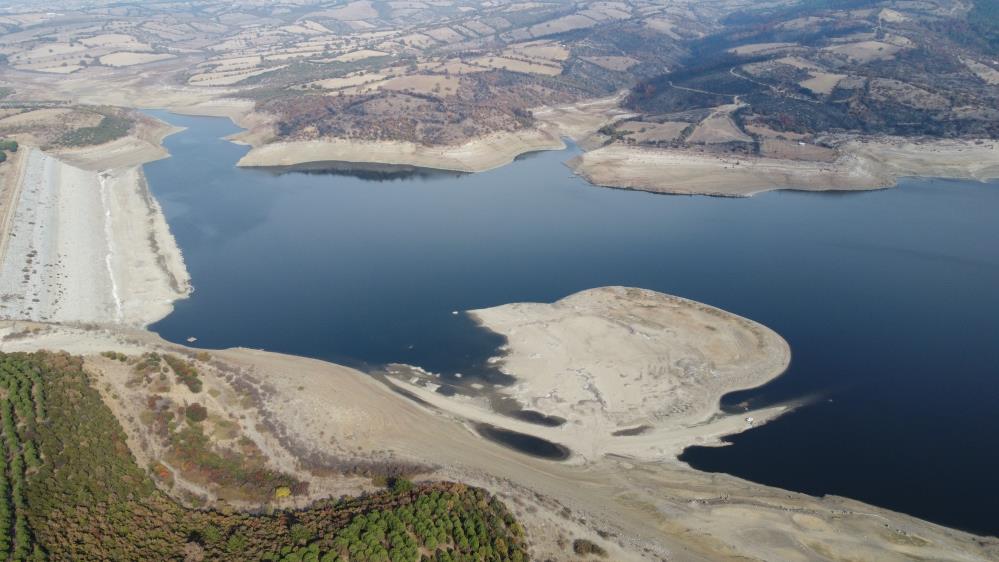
[144,110,999,536]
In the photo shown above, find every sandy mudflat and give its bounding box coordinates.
[105,166,190,324]
[236,127,566,172]
[2,320,995,562]
[570,139,999,197]
[569,144,884,197]
[390,287,791,462]
[0,148,189,326]
[845,137,999,182]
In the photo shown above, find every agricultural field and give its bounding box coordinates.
[99,52,175,67]
[0,0,705,146]
[0,0,993,158]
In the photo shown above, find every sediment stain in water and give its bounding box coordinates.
[144,110,999,536]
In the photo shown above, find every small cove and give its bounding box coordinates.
[145,110,999,536]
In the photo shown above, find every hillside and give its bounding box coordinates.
[616,0,999,158]
[3,0,995,156]
[0,351,527,561]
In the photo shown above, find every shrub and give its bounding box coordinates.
[225,533,247,553]
[164,354,203,393]
[185,403,208,423]
[573,538,608,557]
[390,477,414,494]
[202,524,222,543]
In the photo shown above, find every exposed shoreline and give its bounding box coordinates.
[386,287,792,463]
[235,127,566,173]
[226,114,999,197]
[0,103,996,559]
[0,137,190,327]
[0,2,995,556]
[153,95,999,197]
[569,138,999,197]
[1,319,995,561]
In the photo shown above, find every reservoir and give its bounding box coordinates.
[144,110,999,537]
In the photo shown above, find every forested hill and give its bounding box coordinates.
[969,0,999,54]
[622,0,999,150]
[0,351,528,561]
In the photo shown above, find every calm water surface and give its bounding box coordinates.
[145,111,999,536]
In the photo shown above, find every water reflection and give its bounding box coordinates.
[258,160,468,182]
